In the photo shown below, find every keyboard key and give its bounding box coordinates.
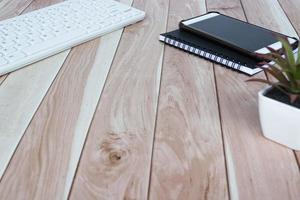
[0,47,17,55]
[6,52,26,62]
[0,57,8,66]
[0,0,145,75]
[15,42,30,49]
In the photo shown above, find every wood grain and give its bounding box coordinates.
[69,0,169,199]
[0,0,70,181]
[0,0,138,199]
[23,0,63,12]
[0,0,133,198]
[0,0,299,199]
[206,0,300,199]
[296,152,300,169]
[0,0,33,20]
[242,0,300,171]
[61,29,128,200]
[277,0,300,167]
[0,30,125,198]
[148,0,228,199]
[0,52,69,180]
[277,0,300,35]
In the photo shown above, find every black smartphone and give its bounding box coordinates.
[179,12,298,58]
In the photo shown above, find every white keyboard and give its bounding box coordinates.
[0,0,145,75]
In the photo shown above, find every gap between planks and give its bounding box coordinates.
[69,0,169,199]
[207,0,300,199]
[0,0,33,21]
[146,1,171,198]
[276,0,300,169]
[0,0,133,199]
[148,0,229,199]
[0,0,70,180]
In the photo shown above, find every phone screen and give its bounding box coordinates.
[185,14,280,53]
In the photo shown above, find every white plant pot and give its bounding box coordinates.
[259,87,300,150]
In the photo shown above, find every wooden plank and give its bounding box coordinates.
[0,76,7,85]
[296,152,300,169]
[69,0,169,199]
[277,0,300,167]
[242,0,300,170]
[0,0,132,198]
[0,52,69,179]
[0,4,133,200]
[278,0,300,35]
[0,0,70,180]
[23,0,63,12]
[206,0,300,199]
[0,31,125,199]
[60,29,128,199]
[148,0,228,199]
[0,0,33,20]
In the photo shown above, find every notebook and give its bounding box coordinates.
[159,29,263,75]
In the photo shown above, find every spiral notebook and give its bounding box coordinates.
[159,29,262,75]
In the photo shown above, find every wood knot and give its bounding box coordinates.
[100,132,134,166]
[109,151,125,164]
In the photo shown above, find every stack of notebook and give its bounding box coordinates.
[159,13,298,76]
[159,29,261,75]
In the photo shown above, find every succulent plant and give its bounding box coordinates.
[248,37,300,103]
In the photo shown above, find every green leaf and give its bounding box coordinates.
[264,47,292,71]
[268,65,290,85]
[258,65,290,87]
[272,58,289,71]
[272,83,291,96]
[290,88,300,94]
[278,37,296,68]
[295,64,300,79]
[249,37,300,99]
[296,48,300,78]
[296,42,300,65]
[271,61,295,86]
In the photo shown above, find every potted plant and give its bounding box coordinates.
[248,37,300,150]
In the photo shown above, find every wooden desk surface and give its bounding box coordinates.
[0,0,299,199]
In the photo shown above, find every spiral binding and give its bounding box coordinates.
[163,36,243,71]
